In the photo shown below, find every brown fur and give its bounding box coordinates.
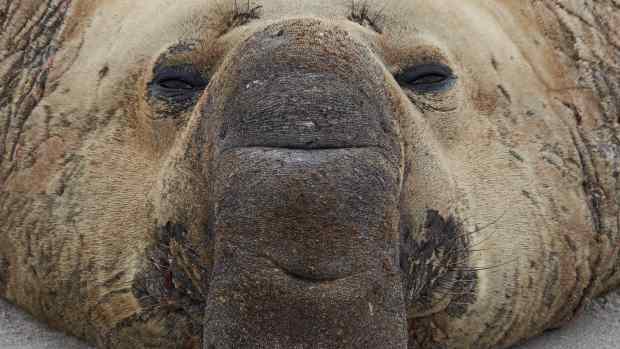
[1,0,619,348]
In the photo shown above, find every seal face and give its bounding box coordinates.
[1,1,618,348]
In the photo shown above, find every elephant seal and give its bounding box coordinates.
[1,0,618,348]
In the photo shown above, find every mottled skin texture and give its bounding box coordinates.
[0,0,619,348]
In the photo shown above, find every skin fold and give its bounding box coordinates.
[0,0,618,348]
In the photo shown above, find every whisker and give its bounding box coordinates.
[457,210,508,240]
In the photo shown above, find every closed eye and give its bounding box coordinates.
[153,68,208,92]
[395,63,456,93]
[149,66,209,107]
[157,78,196,90]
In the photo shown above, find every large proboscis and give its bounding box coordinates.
[0,1,619,348]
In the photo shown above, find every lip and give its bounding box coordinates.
[240,145,374,150]
[215,145,398,169]
[208,144,403,287]
[216,144,379,156]
[263,255,357,283]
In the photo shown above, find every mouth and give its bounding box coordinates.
[261,254,364,283]
[279,267,355,283]
[203,248,409,349]
[216,144,388,160]
[222,144,377,151]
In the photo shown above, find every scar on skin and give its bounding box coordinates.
[99,65,109,79]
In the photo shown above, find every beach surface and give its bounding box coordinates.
[1,290,619,348]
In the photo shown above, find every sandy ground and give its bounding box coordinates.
[1,290,619,348]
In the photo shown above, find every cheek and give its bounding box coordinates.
[392,84,460,232]
[470,77,500,116]
[408,81,468,151]
[4,106,81,195]
[132,83,191,157]
[6,137,67,194]
[70,136,158,242]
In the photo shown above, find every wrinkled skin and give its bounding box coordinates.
[1,0,619,348]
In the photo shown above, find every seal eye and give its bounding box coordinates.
[158,78,196,90]
[150,66,209,101]
[396,63,456,93]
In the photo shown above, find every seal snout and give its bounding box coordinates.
[200,18,407,348]
[208,146,400,279]
[211,18,399,157]
[203,18,405,282]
